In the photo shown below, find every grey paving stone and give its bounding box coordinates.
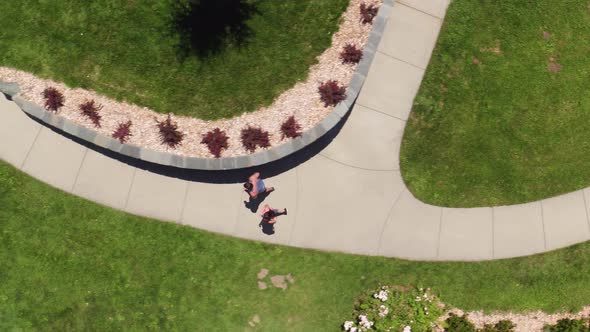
[0,81,21,96]
[103,136,124,152]
[181,182,241,234]
[493,202,545,259]
[207,156,223,170]
[234,168,297,245]
[439,208,493,260]
[185,156,208,170]
[318,112,342,132]
[271,140,296,160]
[398,0,450,18]
[298,125,322,146]
[346,72,366,100]
[169,154,186,168]
[249,151,269,167]
[22,127,87,192]
[370,13,388,39]
[77,125,97,143]
[61,119,79,137]
[379,189,441,260]
[321,104,405,170]
[221,156,236,170]
[47,112,65,128]
[13,96,46,119]
[541,191,590,250]
[290,155,403,255]
[378,2,442,69]
[93,134,118,151]
[356,49,376,77]
[357,52,424,120]
[126,169,188,222]
[233,155,253,170]
[73,149,135,209]
[140,148,171,166]
[333,101,351,118]
[119,144,140,159]
[290,136,306,151]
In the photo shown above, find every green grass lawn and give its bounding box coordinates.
[400,0,590,207]
[2,160,590,331]
[0,0,348,120]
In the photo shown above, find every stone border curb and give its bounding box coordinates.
[0,1,394,170]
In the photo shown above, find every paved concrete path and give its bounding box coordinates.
[2,0,589,261]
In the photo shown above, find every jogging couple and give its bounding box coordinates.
[244,172,287,233]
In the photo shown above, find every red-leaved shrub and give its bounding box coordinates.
[318,80,346,107]
[340,44,363,64]
[201,128,229,158]
[42,87,65,112]
[360,3,378,24]
[156,114,184,148]
[280,116,302,140]
[240,126,270,153]
[112,120,133,143]
[79,100,102,128]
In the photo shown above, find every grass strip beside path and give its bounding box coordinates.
[0,0,349,120]
[1,160,590,330]
[400,0,590,207]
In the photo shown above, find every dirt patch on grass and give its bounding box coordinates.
[480,40,502,54]
[270,275,288,290]
[248,314,261,327]
[548,56,563,73]
[257,268,269,279]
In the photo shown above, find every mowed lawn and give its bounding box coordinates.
[2,160,590,331]
[0,0,348,120]
[400,0,590,207]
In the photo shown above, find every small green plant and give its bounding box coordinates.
[544,318,590,332]
[79,99,102,128]
[481,320,515,332]
[340,44,363,64]
[280,116,302,140]
[112,120,133,143]
[445,313,476,332]
[343,286,442,332]
[445,315,515,332]
[41,87,65,112]
[201,128,229,158]
[240,126,270,152]
[318,80,346,107]
[156,114,184,148]
[360,3,378,24]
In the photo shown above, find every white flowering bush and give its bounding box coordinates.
[342,286,443,332]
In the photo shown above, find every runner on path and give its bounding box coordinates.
[244,172,274,199]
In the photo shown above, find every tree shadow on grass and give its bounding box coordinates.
[170,0,258,59]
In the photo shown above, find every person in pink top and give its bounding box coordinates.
[260,204,287,224]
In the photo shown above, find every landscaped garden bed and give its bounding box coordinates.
[400,0,590,207]
[0,0,382,159]
[341,285,590,331]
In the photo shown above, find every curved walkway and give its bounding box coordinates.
[2,0,590,261]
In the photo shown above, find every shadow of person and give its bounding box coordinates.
[243,190,271,213]
[259,221,275,236]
